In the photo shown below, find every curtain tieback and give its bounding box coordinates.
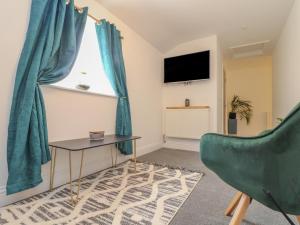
[119,96,127,99]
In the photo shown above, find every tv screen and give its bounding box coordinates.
[164,50,210,83]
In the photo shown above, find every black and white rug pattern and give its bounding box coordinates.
[0,161,203,225]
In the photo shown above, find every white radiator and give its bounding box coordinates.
[164,107,210,140]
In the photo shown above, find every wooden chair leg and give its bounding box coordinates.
[296,216,300,224]
[229,194,251,225]
[225,192,243,216]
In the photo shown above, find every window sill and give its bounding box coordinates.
[42,85,117,99]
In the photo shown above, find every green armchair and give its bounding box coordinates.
[200,103,300,225]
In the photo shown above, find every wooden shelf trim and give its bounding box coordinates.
[166,106,210,109]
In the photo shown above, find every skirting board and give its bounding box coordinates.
[0,142,162,207]
[163,137,201,152]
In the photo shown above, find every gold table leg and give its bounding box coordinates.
[76,150,85,201]
[115,143,118,167]
[49,147,54,190]
[133,139,137,172]
[69,151,75,205]
[68,150,85,205]
[110,144,118,167]
[110,145,114,167]
[49,147,57,191]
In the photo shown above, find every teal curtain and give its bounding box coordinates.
[95,20,133,155]
[7,0,87,194]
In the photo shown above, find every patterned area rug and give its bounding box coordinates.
[0,161,203,225]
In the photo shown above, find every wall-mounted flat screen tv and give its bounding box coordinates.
[164,50,210,83]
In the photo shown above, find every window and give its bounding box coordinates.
[51,17,115,97]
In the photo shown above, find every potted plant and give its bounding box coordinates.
[228,95,253,134]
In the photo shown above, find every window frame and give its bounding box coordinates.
[46,17,116,98]
[43,84,117,98]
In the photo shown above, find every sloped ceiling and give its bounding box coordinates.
[96,0,295,55]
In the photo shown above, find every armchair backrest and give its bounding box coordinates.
[200,102,300,215]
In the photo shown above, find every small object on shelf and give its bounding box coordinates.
[76,84,90,91]
[185,98,190,107]
[166,105,210,109]
[89,131,105,141]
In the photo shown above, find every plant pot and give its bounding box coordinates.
[229,112,237,119]
[228,112,237,135]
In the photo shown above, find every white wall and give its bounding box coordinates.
[0,0,163,206]
[216,37,224,133]
[162,35,223,151]
[273,0,300,122]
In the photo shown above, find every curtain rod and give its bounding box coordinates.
[72,3,124,39]
[66,1,98,22]
[74,5,99,23]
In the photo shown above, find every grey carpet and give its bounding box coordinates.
[138,148,296,225]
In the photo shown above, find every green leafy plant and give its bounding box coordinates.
[277,117,283,123]
[230,95,253,124]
